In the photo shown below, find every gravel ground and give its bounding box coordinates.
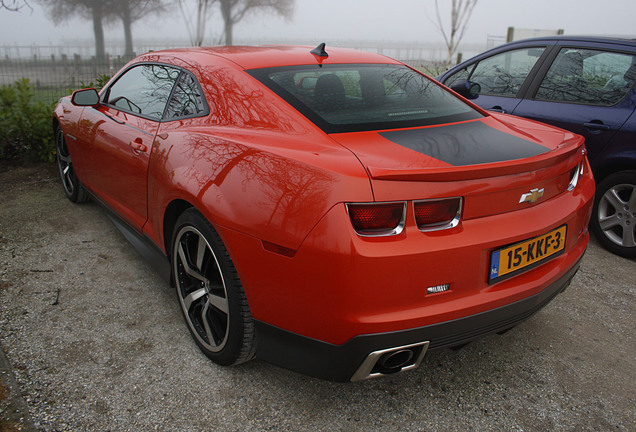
[0,163,635,432]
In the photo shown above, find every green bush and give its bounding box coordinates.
[0,75,111,164]
[0,78,56,163]
[80,73,112,91]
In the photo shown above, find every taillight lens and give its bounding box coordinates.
[414,197,462,231]
[347,202,406,236]
[568,162,583,191]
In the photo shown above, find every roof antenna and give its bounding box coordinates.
[310,43,328,58]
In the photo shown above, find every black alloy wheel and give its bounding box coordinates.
[55,126,88,203]
[172,209,256,365]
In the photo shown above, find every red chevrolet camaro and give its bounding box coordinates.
[53,44,594,381]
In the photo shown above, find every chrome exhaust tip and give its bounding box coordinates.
[377,349,414,373]
[350,341,430,382]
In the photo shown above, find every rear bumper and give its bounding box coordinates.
[255,255,582,382]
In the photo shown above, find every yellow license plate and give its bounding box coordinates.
[489,225,567,283]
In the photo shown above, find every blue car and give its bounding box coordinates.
[437,36,636,258]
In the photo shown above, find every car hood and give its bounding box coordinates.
[328,114,583,183]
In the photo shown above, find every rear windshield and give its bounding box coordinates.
[248,64,482,133]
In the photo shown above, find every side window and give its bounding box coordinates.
[106,64,179,119]
[535,48,636,106]
[443,67,471,88]
[165,72,208,119]
[468,47,546,97]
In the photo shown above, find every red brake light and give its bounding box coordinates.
[414,198,461,231]
[347,202,406,236]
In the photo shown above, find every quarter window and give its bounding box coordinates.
[443,67,471,88]
[165,72,208,119]
[467,47,546,97]
[106,64,179,119]
[535,48,636,106]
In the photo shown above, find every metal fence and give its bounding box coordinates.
[0,55,134,103]
[0,55,131,86]
[0,39,491,104]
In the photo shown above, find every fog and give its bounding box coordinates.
[1,0,634,50]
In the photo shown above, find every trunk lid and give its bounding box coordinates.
[330,115,586,219]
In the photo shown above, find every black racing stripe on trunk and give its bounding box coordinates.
[379,121,549,166]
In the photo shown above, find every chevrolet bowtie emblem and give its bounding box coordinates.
[519,188,545,204]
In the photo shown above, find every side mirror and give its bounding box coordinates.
[71,88,100,107]
[449,79,481,99]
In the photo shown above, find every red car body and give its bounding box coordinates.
[53,45,594,381]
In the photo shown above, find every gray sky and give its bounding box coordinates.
[1,0,634,47]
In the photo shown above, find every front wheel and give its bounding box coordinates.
[590,170,636,258]
[172,209,256,365]
[55,126,88,203]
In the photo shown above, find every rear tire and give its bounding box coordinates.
[55,126,88,203]
[590,170,636,258]
[172,209,256,365]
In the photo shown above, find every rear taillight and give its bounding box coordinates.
[568,162,583,191]
[346,202,406,236]
[414,197,462,231]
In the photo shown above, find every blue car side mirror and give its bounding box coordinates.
[449,79,481,99]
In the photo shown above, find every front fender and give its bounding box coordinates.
[590,148,636,182]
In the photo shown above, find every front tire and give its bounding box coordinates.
[55,126,88,203]
[590,170,636,258]
[172,209,256,365]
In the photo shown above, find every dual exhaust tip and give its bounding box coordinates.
[350,341,430,382]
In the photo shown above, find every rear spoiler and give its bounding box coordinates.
[367,137,585,182]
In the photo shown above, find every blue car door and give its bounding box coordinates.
[440,45,549,114]
[511,46,636,161]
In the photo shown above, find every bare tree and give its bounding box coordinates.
[42,0,166,59]
[179,0,217,46]
[434,0,478,67]
[112,0,166,57]
[218,0,294,45]
[0,0,31,11]
[39,0,112,60]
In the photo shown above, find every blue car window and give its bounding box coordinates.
[468,47,546,97]
[444,67,471,88]
[535,48,636,106]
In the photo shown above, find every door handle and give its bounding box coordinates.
[130,138,147,154]
[489,106,507,113]
[583,122,610,131]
